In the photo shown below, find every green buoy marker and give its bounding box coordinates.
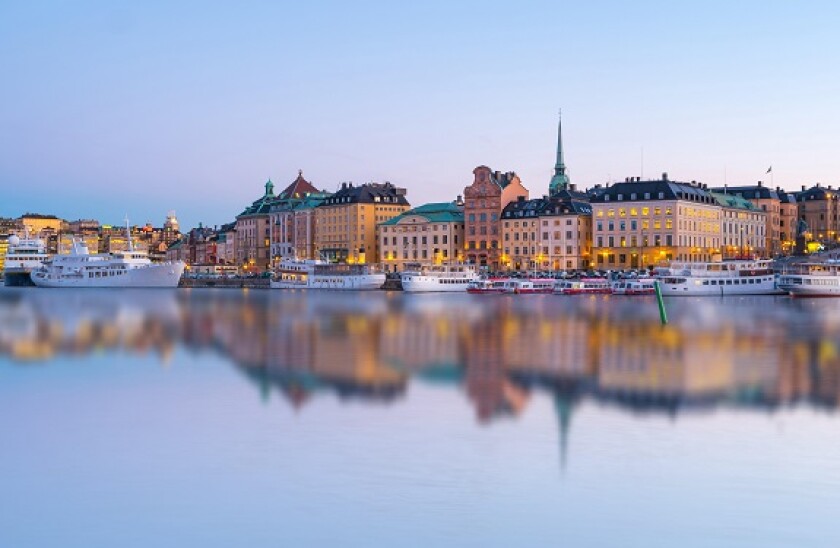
[654,280,668,325]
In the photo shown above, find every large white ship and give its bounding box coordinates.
[30,229,185,288]
[777,261,840,297]
[3,234,50,287]
[270,258,385,290]
[655,259,781,296]
[400,264,479,293]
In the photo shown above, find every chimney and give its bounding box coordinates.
[518,195,525,202]
[758,180,763,187]
[570,183,577,191]
[341,182,347,190]
[662,172,668,181]
[625,177,630,182]
[802,185,807,191]
[456,195,464,206]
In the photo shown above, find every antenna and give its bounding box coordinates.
[124,215,134,252]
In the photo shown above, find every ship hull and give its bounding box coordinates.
[270,275,385,290]
[31,262,185,288]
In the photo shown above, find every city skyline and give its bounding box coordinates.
[3,2,840,230]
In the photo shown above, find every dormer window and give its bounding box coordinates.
[644,193,650,200]
[617,194,623,201]
[658,192,664,199]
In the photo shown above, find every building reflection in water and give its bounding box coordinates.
[3,288,840,455]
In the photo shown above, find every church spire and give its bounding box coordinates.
[549,109,570,195]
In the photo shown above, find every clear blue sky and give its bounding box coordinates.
[2,0,839,230]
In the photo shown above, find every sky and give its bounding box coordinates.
[2,0,839,230]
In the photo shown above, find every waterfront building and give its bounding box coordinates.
[215,223,237,265]
[710,191,767,258]
[235,180,275,272]
[590,174,722,269]
[796,184,840,247]
[378,201,465,272]
[0,235,7,274]
[314,182,409,264]
[711,182,796,256]
[268,171,330,262]
[463,166,528,270]
[501,195,593,271]
[20,213,62,235]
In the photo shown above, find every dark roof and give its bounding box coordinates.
[319,182,409,207]
[502,196,592,219]
[797,185,839,202]
[589,178,716,204]
[710,185,780,200]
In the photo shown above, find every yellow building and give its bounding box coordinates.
[315,182,410,264]
[591,175,723,269]
[20,213,63,235]
[378,201,465,272]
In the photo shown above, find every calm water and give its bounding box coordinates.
[2,288,840,547]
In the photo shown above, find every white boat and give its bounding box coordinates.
[507,278,555,294]
[400,264,479,292]
[655,259,780,296]
[554,278,612,295]
[270,259,385,290]
[611,278,657,296]
[3,233,50,287]
[30,224,185,288]
[466,277,509,294]
[778,261,840,297]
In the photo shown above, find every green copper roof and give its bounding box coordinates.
[710,191,759,210]
[549,111,570,195]
[380,201,463,226]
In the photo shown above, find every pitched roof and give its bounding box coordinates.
[589,178,716,204]
[380,201,463,225]
[319,182,409,207]
[277,171,320,201]
[237,180,275,218]
[502,196,592,219]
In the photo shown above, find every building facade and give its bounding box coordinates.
[501,196,592,271]
[711,192,767,258]
[796,184,839,248]
[590,175,722,269]
[269,171,329,262]
[463,166,528,270]
[378,201,465,272]
[314,182,410,264]
[235,180,275,272]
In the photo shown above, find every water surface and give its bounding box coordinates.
[2,288,840,547]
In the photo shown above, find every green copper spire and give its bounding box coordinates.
[549,110,570,195]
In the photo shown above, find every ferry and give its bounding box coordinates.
[554,278,612,295]
[777,261,840,297]
[611,278,657,296]
[466,278,509,294]
[3,233,50,287]
[30,239,185,288]
[508,278,555,294]
[270,258,385,290]
[400,264,479,293]
[655,259,780,296]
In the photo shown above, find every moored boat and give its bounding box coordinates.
[778,261,840,297]
[466,277,509,294]
[655,259,780,296]
[270,258,385,290]
[508,278,555,294]
[30,239,184,288]
[3,234,50,287]
[611,278,657,296]
[553,278,612,295]
[400,264,479,293]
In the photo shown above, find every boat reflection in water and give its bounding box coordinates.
[3,289,840,424]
